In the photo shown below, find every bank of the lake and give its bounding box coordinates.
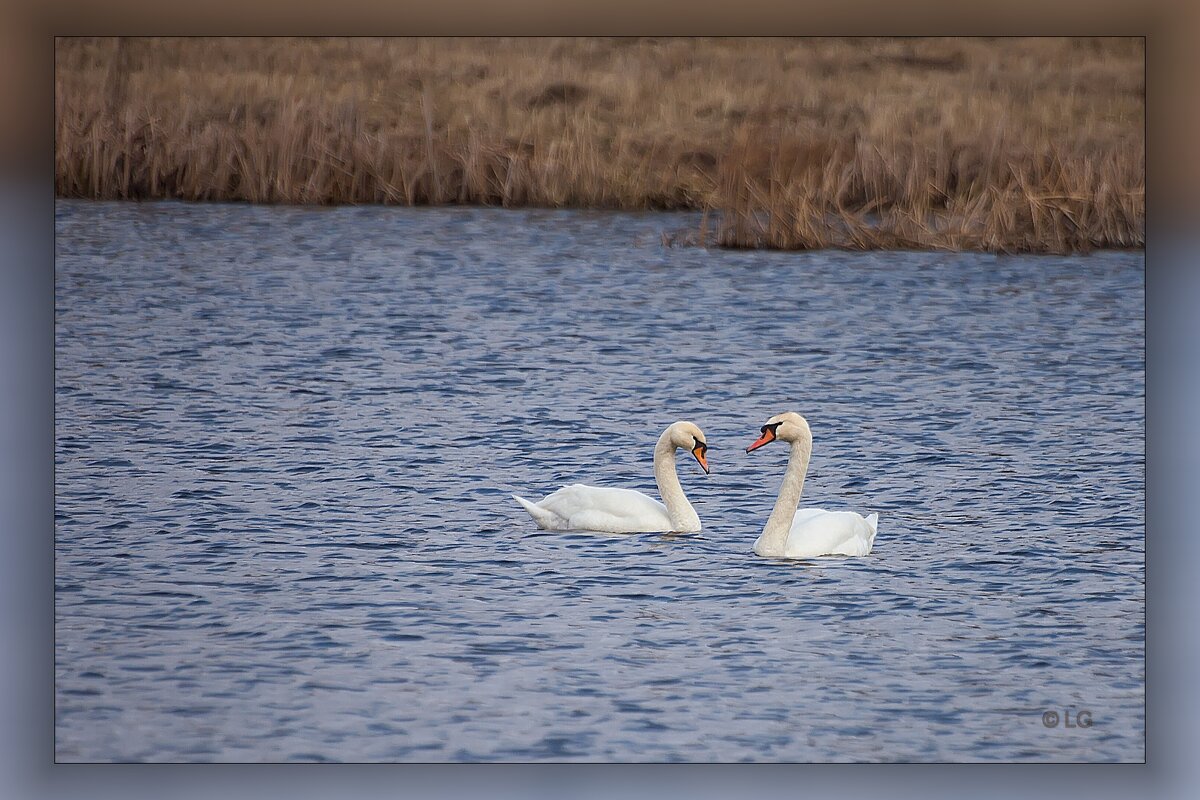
[55,37,1144,253]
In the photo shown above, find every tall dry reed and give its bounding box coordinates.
[55,37,1144,253]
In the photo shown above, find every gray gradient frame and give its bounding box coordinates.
[3,7,1190,797]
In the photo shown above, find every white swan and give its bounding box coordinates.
[512,421,709,533]
[745,412,878,558]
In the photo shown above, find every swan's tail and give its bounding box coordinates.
[511,494,556,530]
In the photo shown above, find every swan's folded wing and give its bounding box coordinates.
[787,510,875,557]
[790,507,831,528]
[537,484,670,531]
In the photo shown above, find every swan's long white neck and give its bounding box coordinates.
[653,431,701,532]
[760,437,811,552]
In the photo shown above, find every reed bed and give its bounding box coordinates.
[55,37,1144,252]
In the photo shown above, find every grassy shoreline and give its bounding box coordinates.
[55,37,1144,253]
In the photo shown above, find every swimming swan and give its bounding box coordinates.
[512,421,709,533]
[745,412,878,558]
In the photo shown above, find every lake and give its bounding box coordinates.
[54,201,1144,762]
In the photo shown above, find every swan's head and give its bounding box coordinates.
[746,412,811,452]
[667,421,710,474]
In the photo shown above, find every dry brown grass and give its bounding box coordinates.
[55,37,1144,252]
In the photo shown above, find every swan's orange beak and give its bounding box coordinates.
[746,428,776,452]
[692,446,710,474]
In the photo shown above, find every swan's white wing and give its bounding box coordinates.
[530,484,672,533]
[784,509,877,558]
[789,507,830,528]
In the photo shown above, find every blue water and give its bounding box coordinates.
[54,201,1144,762]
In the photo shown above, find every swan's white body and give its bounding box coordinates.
[749,412,878,559]
[512,421,707,533]
[753,507,879,559]
[512,485,679,533]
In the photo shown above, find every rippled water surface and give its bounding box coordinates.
[55,201,1144,762]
